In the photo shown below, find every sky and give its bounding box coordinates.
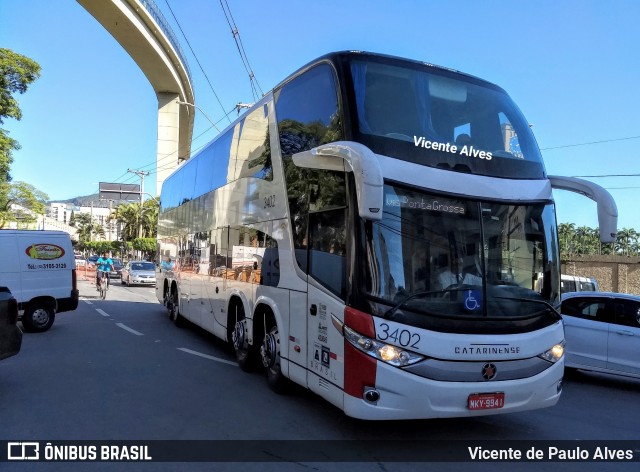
[1,0,639,232]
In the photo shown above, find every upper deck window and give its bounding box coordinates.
[347,58,546,179]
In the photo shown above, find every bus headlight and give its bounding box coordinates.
[538,341,565,363]
[343,325,425,367]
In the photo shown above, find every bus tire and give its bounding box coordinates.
[261,319,289,394]
[163,286,171,310]
[169,290,185,327]
[22,302,55,333]
[230,301,259,372]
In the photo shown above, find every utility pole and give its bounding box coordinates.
[127,169,150,240]
[90,201,94,242]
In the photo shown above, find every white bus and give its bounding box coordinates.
[156,51,617,420]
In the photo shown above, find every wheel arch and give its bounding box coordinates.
[23,296,57,313]
[225,289,252,343]
[252,296,286,352]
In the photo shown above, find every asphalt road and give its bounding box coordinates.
[1,279,638,471]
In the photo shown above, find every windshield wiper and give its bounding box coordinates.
[383,289,561,321]
[490,295,561,321]
[383,289,445,319]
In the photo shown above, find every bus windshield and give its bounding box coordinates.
[361,185,560,325]
[348,58,545,179]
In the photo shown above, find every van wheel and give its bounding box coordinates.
[22,304,55,333]
[261,320,290,393]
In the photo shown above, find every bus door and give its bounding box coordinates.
[305,206,348,400]
[306,284,346,399]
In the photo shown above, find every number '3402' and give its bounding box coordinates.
[377,322,421,348]
[263,195,276,209]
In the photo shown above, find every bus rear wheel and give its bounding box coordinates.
[169,290,185,327]
[261,322,289,393]
[231,302,259,372]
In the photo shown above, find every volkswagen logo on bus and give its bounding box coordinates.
[482,363,497,380]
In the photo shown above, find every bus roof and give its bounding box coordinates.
[273,50,505,95]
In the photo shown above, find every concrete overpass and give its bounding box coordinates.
[76,0,195,194]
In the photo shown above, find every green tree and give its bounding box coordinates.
[0,48,41,182]
[0,181,48,228]
[132,238,157,260]
[74,212,104,244]
[110,202,140,242]
[139,199,159,238]
[615,227,638,256]
[557,222,576,258]
[109,199,158,242]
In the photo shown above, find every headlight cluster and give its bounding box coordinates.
[343,325,425,367]
[538,341,565,363]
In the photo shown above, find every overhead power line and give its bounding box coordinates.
[219,0,263,101]
[540,135,640,150]
[571,173,640,178]
[164,0,231,124]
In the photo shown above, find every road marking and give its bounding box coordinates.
[177,348,236,366]
[95,309,109,317]
[116,323,144,336]
[85,300,93,305]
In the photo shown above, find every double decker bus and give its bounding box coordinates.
[156,51,617,419]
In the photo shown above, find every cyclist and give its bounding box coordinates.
[96,251,114,292]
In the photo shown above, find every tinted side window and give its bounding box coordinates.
[275,63,343,272]
[579,281,596,291]
[276,63,342,156]
[161,128,236,211]
[562,298,612,323]
[308,171,348,299]
[226,225,279,287]
[560,279,576,294]
[234,104,273,181]
[614,299,640,328]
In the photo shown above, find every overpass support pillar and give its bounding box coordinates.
[156,92,181,194]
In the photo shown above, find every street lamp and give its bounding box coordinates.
[175,100,220,132]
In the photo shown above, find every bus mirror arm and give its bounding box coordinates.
[549,175,618,243]
[293,141,384,221]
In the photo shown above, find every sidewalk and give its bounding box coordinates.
[77,277,99,299]
[76,266,99,299]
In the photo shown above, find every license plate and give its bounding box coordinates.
[467,392,505,410]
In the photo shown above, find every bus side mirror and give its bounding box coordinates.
[292,141,383,221]
[549,175,618,243]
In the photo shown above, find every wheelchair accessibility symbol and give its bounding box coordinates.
[464,290,482,311]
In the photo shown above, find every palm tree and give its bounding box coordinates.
[558,222,576,258]
[74,213,104,244]
[139,199,159,238]
[616,228,638,256]
[108,199,158,241]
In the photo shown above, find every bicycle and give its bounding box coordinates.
[97,270,109,300]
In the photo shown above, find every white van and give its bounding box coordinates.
[0,230,79,332]
[560,274,599,294]
[534,273,599,295]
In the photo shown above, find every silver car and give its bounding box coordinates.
[561,292,640,379]
[121,261,157,287]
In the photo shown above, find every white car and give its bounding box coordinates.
[560,292,640,379]
[121,261,156,287]
[74,255,86,268]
